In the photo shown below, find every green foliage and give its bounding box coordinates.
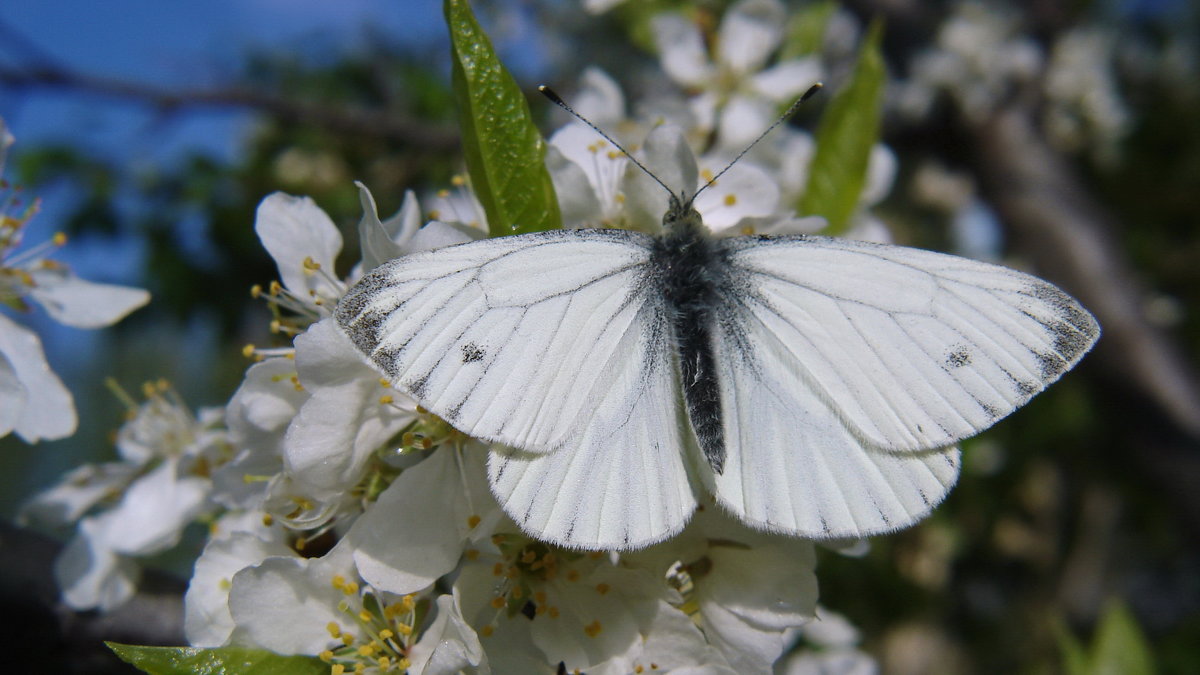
[106,643,328,675]
[1055,599,1157,675]
[798,18,885,234]
[445,0,561,236]
[779,0,838,60]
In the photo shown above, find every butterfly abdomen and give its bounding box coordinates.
[652,207,730,474]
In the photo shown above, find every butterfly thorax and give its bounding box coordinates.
[651,194,728,474]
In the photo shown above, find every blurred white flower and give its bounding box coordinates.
[0,120,149,442]
[21,382,229,610]
[652,0,822,152]
[1043,28,1130,164]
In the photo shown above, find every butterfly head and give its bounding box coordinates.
[663,191,704,236]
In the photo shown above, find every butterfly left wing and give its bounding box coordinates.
[715,235,1099,454]
[707,292,961,537]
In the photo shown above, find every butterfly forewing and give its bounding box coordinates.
[718,235,1100,453]
[336,230,670,454]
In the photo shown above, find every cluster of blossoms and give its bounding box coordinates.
[897,0,1130,163]
[19,2,897,672]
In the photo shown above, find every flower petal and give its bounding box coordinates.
[407,594,489,675]
[718,0,786,75]
[91,460,210,556]
[653,13,714,87]
[0,352,25,437]
[356,183,419,272]
[254,193,344,301]
[28,269,149,329]
[622,125,699,230]
[185,532,295,647]
[54,518,140,611]
[0,313,76,442]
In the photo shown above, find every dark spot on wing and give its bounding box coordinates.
[1035,350,1068,380]
[946,345,972,368]
[918,489,931,507]
[407,373,429,400]
[461,342,485,363]
[981,403,1000,419]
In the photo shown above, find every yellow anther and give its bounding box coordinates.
[342,633,354,646]
[701,169,715,182]
[595,582,610,595]
[467,515,481,529]
[436,189,450,198]
[358,610,372,622]
[343,581,359,595]
[401,594,416,611]
[490,596,506,609]
[262,513,274,526]
[493,562,505,577]
[427,209,441,220]
[465,549,479,561]
[512,586,524,599]
[379,628,394,640]
[270,319,282,334]
[331,576,347,591]
[291,375,304,392]
[606,150,622,160]
[332,665,345,675]
[52,231,68,246]
[377,656,390,670]
[584,620,603,637]
[395,622,413,636]
[269,280,283,295]
[354,663,365,674]
[521,550,537,564]
[250,284,263,298]
[451,174,467,187]
[397,658,411,670]
[242,344,256,358]
[303,256,321,273]
[358,643,376,657]
[723,194,737,207]
[378,378,391,388]
[319,650,334,662]
[480,625,494,637]
[549,606,560,618]
[635,667,644,674]
[219,578,232,591]
[379,395,394,405]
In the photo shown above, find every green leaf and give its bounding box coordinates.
[798,18,886,235]
[779,0,838,60]
[445,0,561,236]
[1091,599,1156,675]
[106,643,328,675]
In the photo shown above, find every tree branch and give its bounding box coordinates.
[0,65,459,151]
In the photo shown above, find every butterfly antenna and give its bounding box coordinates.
[539,85,676,199]
[692,82,824,203]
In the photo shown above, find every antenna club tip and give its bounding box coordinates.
[539,85,564,105]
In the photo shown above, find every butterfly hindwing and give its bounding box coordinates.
[708,289,962,538]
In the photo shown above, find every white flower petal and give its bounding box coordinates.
[351,447,493,595]
[622,125,700,230]
[546,143,605,229]
[356,183,419,272]
[653,13,714,87]
[18,462,137,528]
[28,269,149,329]
[283,319,415,498]
[91,460,210,556]
[0,115,12,175]
[750,58,824,103]
[228,545,356,655]
[714,95,775,152]
[0,313,76,442]
[860,144,898,206]
[407,594,490,675]
[185,532,294,647]
[573,67,626,128]
[254,193,344,302]
[718,0,786,75]
[407,220,478,252]
[55,519,140,611]
[693,161,779,233]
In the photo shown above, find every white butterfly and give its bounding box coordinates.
[334,93,1099,551]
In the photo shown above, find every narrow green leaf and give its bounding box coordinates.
[779,0,838,60]
[445,0,561,236]
[106,643,328,675]
[1091,598,1157,675]
[1053,615,1091,675]
[798,18,886,234]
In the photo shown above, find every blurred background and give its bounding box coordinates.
[1,0,1197,673]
